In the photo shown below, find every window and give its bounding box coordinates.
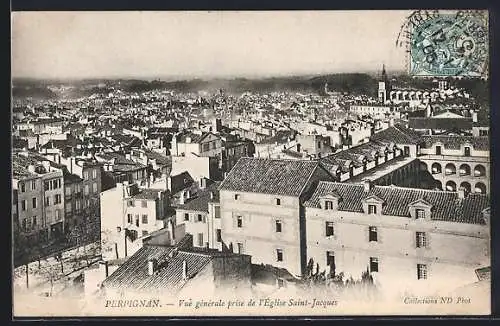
[20,182,25,193]
[325,222,334,237]
[142,214,148,224]
[138,200,146,208]
[21,200,26,211]
[127,214,133,224]
[197,214,203,222]
[276,220,282,233]
[416,209,425,219]
[325,200,334,210]
[416,232,427,248]
[26,217,32,231]
[237,216,243,228]
[368,204,377,215]
[32,216,37,227]
[142,230,149,237]
[32,197,37,209]
[127,200,135,207]
[83,171,89,180]
[404,146,410,156]
[45,196,50,206]
[55,209,61,221]
[234,194,240,200]
[84,185,89,195]
[326,251,335,266]
[369,226,378,242]
[75,200,81,210]
[417,264,427,280]
[135,215,139,227]
[54,194,61,204]
[276,249,283,262]
[31,180,36,190]
[370,257,379,272]
[92,169,97,179]
[214,206,221,218]
[276,198,281,205]
[237,242,244,254]
[44,181,50,191]
[216,229,222,242]
[464,147,471,157]
[65,186,72,196]
[22,218,27,231]
[92,183,98,193]
[184,213,189,221]
[480,130,488,136]
[435,146,442,155]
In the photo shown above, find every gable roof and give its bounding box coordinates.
[177,181,221,213]
[218,157,326,197]
[370,125,423,145]
[305,181,489,225]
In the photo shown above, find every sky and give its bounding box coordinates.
[12,11,410,79]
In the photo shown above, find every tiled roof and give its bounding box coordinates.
[304,181,489,225]
[170,171,195,195]
[422,135,490,151]
[370,125,424,145]
[218,157,323,197]
[178,182,221,213]
[131,188,162,201]
[102,245,212,293]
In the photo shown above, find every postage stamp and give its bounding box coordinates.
[405,10,489,78]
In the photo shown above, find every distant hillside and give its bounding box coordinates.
[12,85,57,99]
[116,73,378,96]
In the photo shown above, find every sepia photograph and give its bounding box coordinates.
[11,10,491,317]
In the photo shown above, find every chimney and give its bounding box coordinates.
[200,177,207,189]
[209,191,214,200]
[99,260,109,278]
[27,165,36,173]
[147,259,157,276]
[185,136,191,144]
[179,192,185,205]
[125,153,131,160]
[167,173,172,191]
[458,187,466,199]
[182,260,188,280]
[363,179,373,192]
[472,111,478,123]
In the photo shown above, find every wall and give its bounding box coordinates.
[220,190,303,276]
[176,209,209,248]
[171,155,211,180]
[305,206,490,295]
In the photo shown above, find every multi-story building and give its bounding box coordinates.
[100,182,170,260]
[418,135,490,194]
[218,157,336,277]
[12,151,65,245]
[175,180,221,250]
[304,179,490,295]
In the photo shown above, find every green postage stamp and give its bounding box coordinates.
[399,10,489,79]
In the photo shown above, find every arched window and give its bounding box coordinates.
[475,182,487,194]
[431,163,442,174]
[459,164,471,176]
[434,180,443,191]
[460,182,471,194]
[445,163,456,175]
[474,165,486,177]
[445,181,457,192]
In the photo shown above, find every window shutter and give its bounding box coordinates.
[365,226,370,243]
[378,227,383,244]
[203,214,207,223]
[412,230,417,249]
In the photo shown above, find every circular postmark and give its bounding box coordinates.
[408,11,488,78]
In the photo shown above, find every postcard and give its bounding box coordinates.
[11,10,491,317]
